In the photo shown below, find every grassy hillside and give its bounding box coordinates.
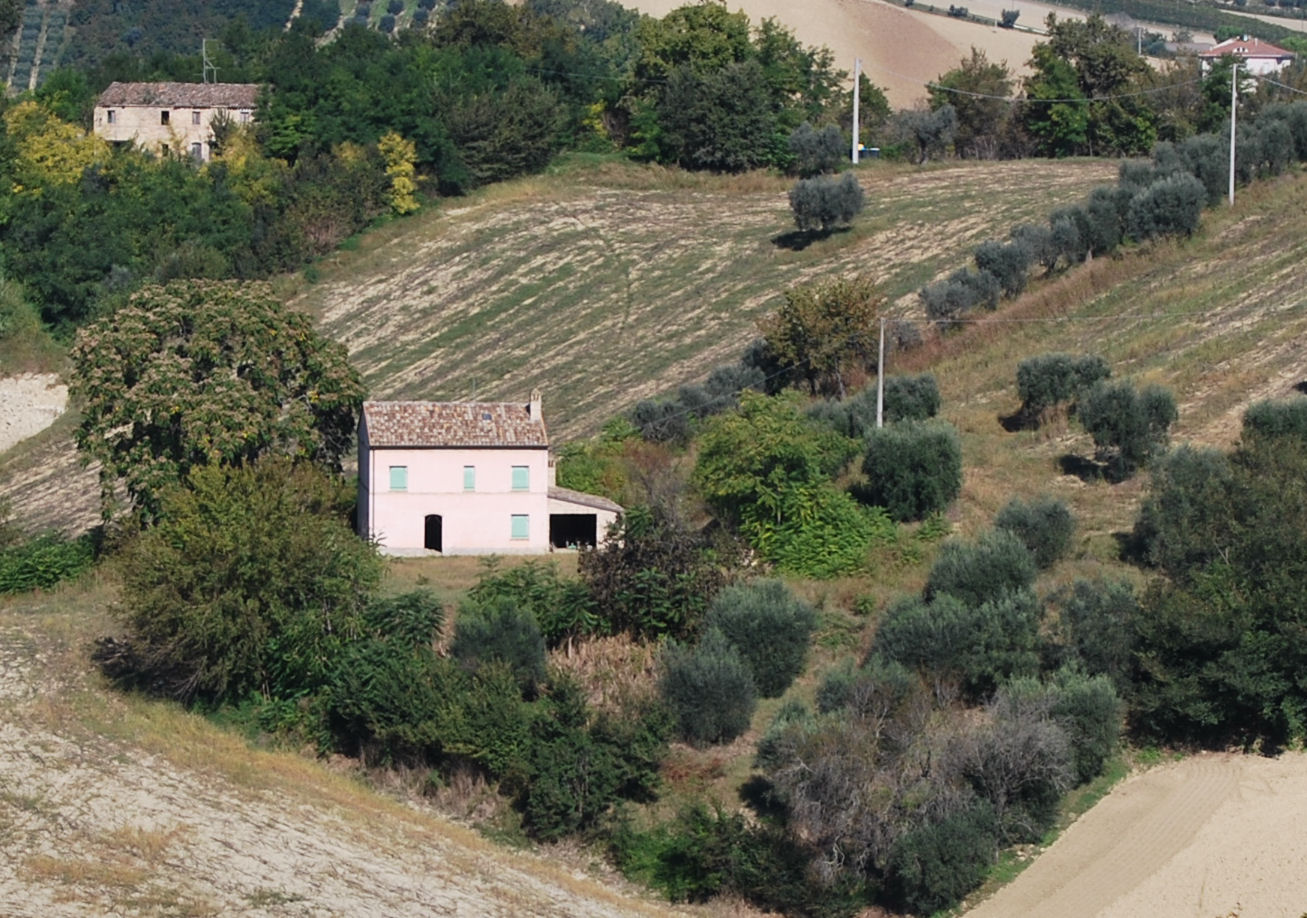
[291,156,1118,441]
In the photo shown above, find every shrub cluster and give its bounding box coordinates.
[787,121,845,178]
[660,628,758,747]
[788,172,865,233]
[807,372,940,437]
[631,363,765,444]
[1077,379,1177,479]
[858,419,963,522]
[1015,352,1109,420]
[703,579,817,697]
[994,496,1075,569]
[0,531,95,595]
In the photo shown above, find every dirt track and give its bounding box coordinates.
[965,752,1307,918]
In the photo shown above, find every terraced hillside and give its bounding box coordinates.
[294,159,1117,441]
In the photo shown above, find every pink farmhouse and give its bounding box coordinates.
[357,391,621,554]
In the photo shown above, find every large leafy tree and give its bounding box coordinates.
[70,280,365,520]
[1022,15,1156,156]
[929,48,1013,159]
[758,275,883,398]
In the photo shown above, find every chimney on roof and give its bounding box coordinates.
[529,388,542,422]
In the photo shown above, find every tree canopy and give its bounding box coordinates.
[70,280,364,520]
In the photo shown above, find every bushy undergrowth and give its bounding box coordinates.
[467,559,598,648]
[925,528,1037,608]
[704,579,816,697]
[660,628,758,747]
[858,420,962,522]
[451,598,548,698]
[995,496,1075,569]
[0,531,95,594]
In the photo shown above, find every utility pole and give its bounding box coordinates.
[202,38,217,84]
[876,316,886,429]
[1229,59,1238,206]
[851,57,862,164]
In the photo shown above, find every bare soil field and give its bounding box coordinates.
[964,751,1307,918]
[0,373,66,455]
[0,592,696,918]
[618,0,1208,108]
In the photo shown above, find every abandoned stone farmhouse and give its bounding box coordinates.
[93,81,260,162]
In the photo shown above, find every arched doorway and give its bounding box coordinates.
[424,514,442,552]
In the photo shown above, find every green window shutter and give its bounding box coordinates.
[511,466,529,491]
[463,466,475,491]
[389,466,408,491]
[510,514,529,540]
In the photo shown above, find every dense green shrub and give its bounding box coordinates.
[611,805,853,916]
[660,628,758,747]
[872,589,1041,702]
[1129,446,1237,577]
[1015,352,1109,418]
[467,559,598,648]
[704,579,817,697]
[762,485,893,578]
[631,398,690,444]
[1127,173,1205,240]
[323,637,455,765]
[1241,397,1307,444]
[994,495,1075,569]
[1077,380,1177,479]
[1048,668,1123,784]
[925,529,1037,608]
[974,239,1031,298]
[1049,205,1090,265]
[883,800,998,916]
[451,598,547,697]
[859,420,963,522]
[1084,184,1126,255]
[106,459,382,703]
[789,172,865,233]
[788,121,845,177]
[520,677,670,840]
[579,503,727,640]
[1011,222,1056,273]
[0,531,95,595]
[1056,578,1139,693]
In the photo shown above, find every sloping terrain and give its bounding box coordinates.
[294,159,1116,441]
[964,751,1307,918]
[0,591,693,918]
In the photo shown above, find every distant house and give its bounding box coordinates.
[93,81,260,162]
[1198,36,1295,76]
[358,391,622,555]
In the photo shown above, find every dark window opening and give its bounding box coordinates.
[424,514,443,552]
[160,110,170,125]
[550,514,597,549]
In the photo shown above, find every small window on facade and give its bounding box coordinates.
[463,466,475,491]
[191,110,201,125]
[511,514,529,540]
[511,466,529,491]
[160,110,170,125]
[389,466,408,491]
[106,110,116,124]
[190,142,202,161]
[238,109,251,124]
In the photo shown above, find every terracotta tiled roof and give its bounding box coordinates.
[548,486,623,513]
[362,401,548,449]
[95,82,261,108]
[1199,37,1294,59]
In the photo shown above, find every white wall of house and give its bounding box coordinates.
[363,445,550,554]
